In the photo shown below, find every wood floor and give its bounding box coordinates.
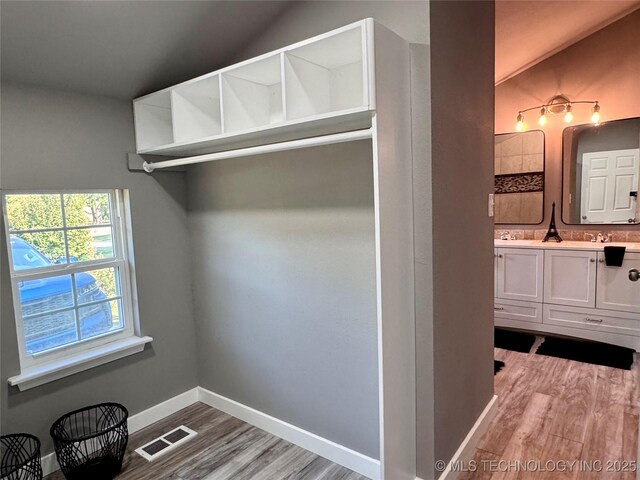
[44,402,369,480]
[43,345,639,479]
[460,342,640,479]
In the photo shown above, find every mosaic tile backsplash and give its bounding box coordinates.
[494,229,640,243]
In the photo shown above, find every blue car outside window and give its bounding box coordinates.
[11,239,51,270]
[10,237,112,354]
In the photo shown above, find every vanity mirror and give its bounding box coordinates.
[562,117,640,225]
[494,130,545,224]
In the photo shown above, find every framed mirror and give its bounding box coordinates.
[562,117,640,225]
[494,130,545,224]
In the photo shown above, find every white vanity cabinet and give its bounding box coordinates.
[495,248,544,303]
[494,242,640,350]
[597,252,640,313]
[544,250,597,308]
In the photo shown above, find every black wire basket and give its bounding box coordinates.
[50,403,128,480]
[1,434,43,480]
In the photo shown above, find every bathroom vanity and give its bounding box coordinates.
[494,239,640,350]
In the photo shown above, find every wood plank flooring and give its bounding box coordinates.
[43,345,639,479]
[44,402,369,480]
[460,346,640,479]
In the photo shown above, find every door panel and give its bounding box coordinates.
[544,250,597,308]
[596,252,640,313]
[581,149,639,224]
[496,248,544,302]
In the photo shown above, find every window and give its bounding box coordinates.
[3,190,149,389]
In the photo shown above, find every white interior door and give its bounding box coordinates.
[581,148,639,224]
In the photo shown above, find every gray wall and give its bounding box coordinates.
[186,0,429,461]
[188,142,379,457]
[429,0,496,474]
[0,83,199,454]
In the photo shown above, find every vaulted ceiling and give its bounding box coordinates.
[0,1,292,99]
[3,1,639,99]
[496,0,640,84]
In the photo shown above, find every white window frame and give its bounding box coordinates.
[3,189,150,390]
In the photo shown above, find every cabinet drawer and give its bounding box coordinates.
[494,299,542,324]
[544,304,640,337]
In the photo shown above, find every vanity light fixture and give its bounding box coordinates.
[515,95,600,131]
[591,102,601,125]
[538,107,547,126]
[564,104,573,123]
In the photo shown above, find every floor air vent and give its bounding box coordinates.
[135,425,197,461]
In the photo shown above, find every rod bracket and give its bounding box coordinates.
[127,153,185,173]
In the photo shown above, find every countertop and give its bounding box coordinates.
[494,239,640,253]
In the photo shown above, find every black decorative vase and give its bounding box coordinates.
[542,202,563,243]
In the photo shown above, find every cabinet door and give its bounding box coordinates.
[494,249,498,298]
[496,248,544,302]
[544,250,597,308]
[596,252,640,313]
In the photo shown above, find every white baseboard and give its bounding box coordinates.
[41,387,200,476]
[436,395,499,480]
[41,453,60,477]
[197,387,381,480]
[128,387,199,433]
[40,386,380,479]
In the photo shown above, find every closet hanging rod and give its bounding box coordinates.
[142,128,374,173]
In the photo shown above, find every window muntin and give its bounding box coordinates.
[3,191,136,363]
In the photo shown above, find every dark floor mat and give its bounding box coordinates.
[536,336,634,370]
[494,360,505,375]
[494,328,536,353]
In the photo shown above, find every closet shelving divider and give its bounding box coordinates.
[133,20,372,156]
[132,19,416,480]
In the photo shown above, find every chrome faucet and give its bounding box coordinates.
[597,232,613,243]
[499,231,517,240]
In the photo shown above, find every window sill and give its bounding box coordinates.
[8,336,153,391]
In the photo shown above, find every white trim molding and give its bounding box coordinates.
[40,386,379,479]
[41,387,199,476]
[197,387,381,480]
[8,336,153,391]
[436,395,499,480]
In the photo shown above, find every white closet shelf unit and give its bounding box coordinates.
[132,19,416,480]
[133,19,374,158]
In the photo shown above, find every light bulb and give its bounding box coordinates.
[591,103,600,125]
[515,113,524,132]
[538,107,547,126]
[564,104,573,123]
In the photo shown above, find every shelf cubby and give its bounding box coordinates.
[222,55,283,133]
[171,76,222,143]
[133,20,372,155]
[284,26,365,121]
[133,91,173,151]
